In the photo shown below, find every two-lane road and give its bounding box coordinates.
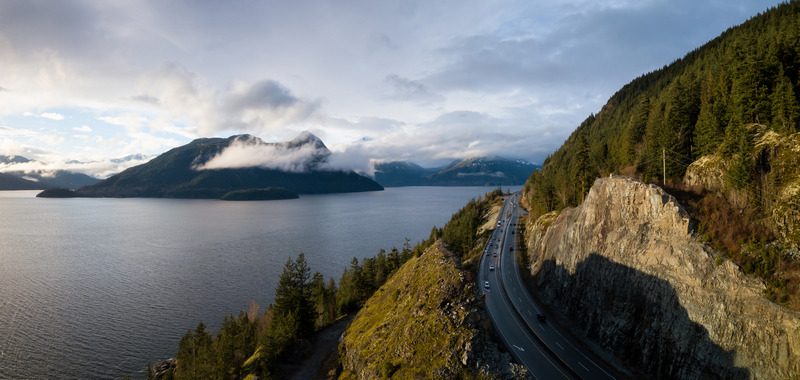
[479,192,619,380]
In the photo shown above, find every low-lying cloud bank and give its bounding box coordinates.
[195,136,328,173]
[191,132,362,175]
[0,154,153,179]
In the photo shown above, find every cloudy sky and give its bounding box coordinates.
[0,0,784,177]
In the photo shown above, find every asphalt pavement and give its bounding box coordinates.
[479,192,619,380]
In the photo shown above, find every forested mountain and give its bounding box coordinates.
[0,172,44,190]
[374,157,538,187]
[524,1,800,307]
[0,155,101,190]
[68,133,383,199]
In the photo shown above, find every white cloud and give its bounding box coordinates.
[134,64,323,138]
[195,134,331,173]
[40,112,65,120]
[0,125,37,137]
[0,0,787,169]
[73,125,92,132]
[0,154,154,179]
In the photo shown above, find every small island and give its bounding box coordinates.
[220,187,298,201]
[36,188,79,198]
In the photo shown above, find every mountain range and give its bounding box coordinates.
[57,132,383,199]
[374,157,538,187]
[0,155,101,190]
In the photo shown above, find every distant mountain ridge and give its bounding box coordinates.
[374,156,538,187]
[0,155,31,164]
[0,155,101,190]
[67,132,383,199]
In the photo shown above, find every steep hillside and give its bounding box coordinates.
[338,240,526,379]
[524,177,799,379]
[523,2,800,308]
[524,2,800,235]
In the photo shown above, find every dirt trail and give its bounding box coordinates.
[287,315,354,380]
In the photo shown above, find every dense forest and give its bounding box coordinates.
[524,2,800,307]
[147,188,504,379]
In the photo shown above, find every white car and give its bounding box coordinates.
[489,265,495,271]
[484,281,490,289]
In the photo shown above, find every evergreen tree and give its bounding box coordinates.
[272,253,316,339]
[695,72,729,156]
[771,68,800,133]
[175,322,215,380]
[624,97,650,164]
[570,131,591,202]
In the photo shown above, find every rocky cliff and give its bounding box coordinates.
[524,176,800,379]
[684,126,800,249]
[338,240,526,379]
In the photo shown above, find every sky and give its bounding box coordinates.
[0,0,786,178]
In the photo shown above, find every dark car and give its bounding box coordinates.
[537,313,546,323]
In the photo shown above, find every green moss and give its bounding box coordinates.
[340,241,476,378]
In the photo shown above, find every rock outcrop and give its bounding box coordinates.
[338,240,527,379]
[684,126,800,249]
[524,176,800,379]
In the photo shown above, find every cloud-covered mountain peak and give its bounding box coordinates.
[196,132,331,172]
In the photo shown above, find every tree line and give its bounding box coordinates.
[525,1,800,216]
[149,188,505,379]
[523,1,800,308]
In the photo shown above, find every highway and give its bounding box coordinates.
[478,192,619,380]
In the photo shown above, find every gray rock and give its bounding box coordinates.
[525,176,800,379]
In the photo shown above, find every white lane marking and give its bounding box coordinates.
[556,342,564,350]
[579,362,589,371]
[512,344,525,352]
[526,310,532,316]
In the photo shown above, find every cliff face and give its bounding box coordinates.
[524,176,800,379]
[338,240,526,379]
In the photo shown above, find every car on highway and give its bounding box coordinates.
[489,265,494,271]
[484,281,490,289]
[537,313,546,323]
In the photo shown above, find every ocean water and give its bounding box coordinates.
[0,186,518,379]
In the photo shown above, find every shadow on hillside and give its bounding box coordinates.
[535,253,749,380]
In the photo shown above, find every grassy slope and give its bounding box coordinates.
[338,240,476,379]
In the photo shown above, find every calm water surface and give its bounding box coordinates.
[0,186,518,379]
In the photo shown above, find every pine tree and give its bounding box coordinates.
[624,97,650,164]
[175,322,215,380]
[695,72,729,156]
[570,131,591,202]
[771,68,800,133]
[272,253,316,339]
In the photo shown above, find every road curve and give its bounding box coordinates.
[479,192,619,380]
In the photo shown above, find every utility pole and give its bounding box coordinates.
[662,148,666,184]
